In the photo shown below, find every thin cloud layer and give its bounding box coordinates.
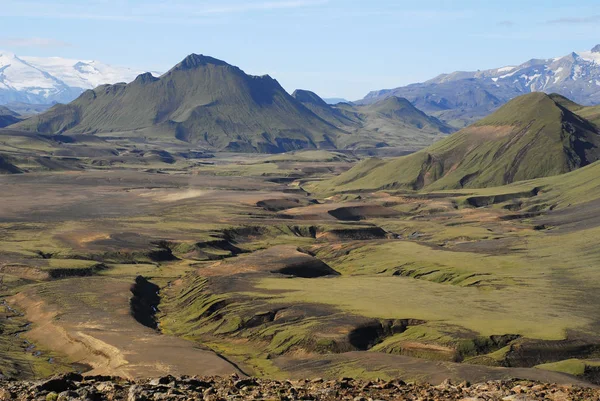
[547,15,600,24]
[0,37,70,48]
[497,20,515,27]
[0,0,330,22]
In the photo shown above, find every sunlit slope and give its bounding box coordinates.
[312,92,600,192]
[549,93,600,127]
[0,106,20,128]
[291,91,454,150]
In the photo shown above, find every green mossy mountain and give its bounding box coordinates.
[291,89,358,128]
[14,55,452,154]
[0,106,21,128]
[312,92,600,192]
[354,95,454,136]
[548,94,600,127]
[292,91,454,150]
[14,55,344,153]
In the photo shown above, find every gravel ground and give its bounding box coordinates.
[0,373,598,401]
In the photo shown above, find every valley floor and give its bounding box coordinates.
[1,151,600,387]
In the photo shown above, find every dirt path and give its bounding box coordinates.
[10,277,241,379]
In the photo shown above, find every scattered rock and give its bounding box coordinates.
[0,389,12,401]
[234,378,258,389]
[0,374,597,400]
[37,377,75,393]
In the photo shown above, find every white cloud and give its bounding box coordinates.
[547,15,600,25]
[0,0,330,23]
[184,0,330,15]
[0,37,71,48]
[497,20,516,27]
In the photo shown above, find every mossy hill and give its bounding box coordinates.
[0,106,20,128]
[13,55,345,153]
[13,55,452,154]
[312,92,600,192]
[292,91,454,150]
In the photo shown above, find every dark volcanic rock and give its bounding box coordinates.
[37,377,75,392]
[1,374,598,401]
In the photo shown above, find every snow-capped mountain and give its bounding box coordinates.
[361,44,600,127]
[0,51,157,105]
[426,45,600,104]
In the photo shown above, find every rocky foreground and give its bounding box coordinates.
[0,374,598,401]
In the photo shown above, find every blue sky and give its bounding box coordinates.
[0,0,599,100]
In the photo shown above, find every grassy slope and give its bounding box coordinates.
[0,105,21,128]
[334,97,454,150]
[5,153,600,379]
[292,90,456,151]
[291,90,358,129]
[311,93,600,193]
[14,55,343,153]
[549,93,600,127]
[0,154,23,174]
[15,58,456,154]
[155,158,600,378]
[250,162,600,367]
[463,158,600,211]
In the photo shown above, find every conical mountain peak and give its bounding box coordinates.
[132,72,159,85]
[13,53,343,153]
[323,92,600,192]
[371,95,414,108]
[174,54,230,71]
[292,90,329,107]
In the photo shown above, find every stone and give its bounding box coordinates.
[127,385,147,401]
[0,374,599,401]
[233,379,257,389]
[0,389,12,401]
[56,391,78,401]
[37,378,74,393]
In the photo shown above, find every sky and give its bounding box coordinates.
[0,0,599,100]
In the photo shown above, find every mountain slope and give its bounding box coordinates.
[336,96,454,150]
[14,54,345,153]
[361,45,600,128]
[3,102,54,116]
[548,94,600,127]
[312,93,600,192]
[0,106,21,128]
[334,96,454,152]
[292,89,359,128]
[358,96,454,135]
[292,91,454,151]
[0,51,152,104]
[0,153,22,174]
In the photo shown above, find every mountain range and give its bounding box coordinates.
[313,92,600,192]
[12,54,452,153]
[0,51,156,105]
[361,45,600,129]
